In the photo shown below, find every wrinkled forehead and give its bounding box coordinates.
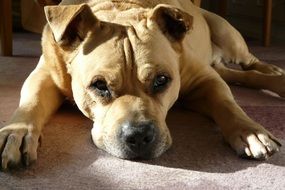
[75,23,179,82]
[74,33,127,86]
[126,26,180,80]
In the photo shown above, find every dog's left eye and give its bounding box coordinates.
[153,75,170,93]
[90,80,111,98]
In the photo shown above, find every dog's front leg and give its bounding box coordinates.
[0,56,63,169]
[182,74,281,159]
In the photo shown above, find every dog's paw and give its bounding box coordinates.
[247,62,285,98]
[0,124,41,170]
[245,62,284,76]
[227,127,281,160]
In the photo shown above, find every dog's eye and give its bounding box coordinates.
[153,75,170,92]
[91,80,111,98]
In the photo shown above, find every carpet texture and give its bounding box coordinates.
[0,33,284,189]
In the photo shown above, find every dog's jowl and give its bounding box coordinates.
[0,0,284,169]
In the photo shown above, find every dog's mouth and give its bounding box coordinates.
[92,121,171,160]
[120,135,171,160]
[120,148,156,160]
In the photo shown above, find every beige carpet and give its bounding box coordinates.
[0,33,285,189]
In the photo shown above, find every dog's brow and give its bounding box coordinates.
[138,64,165,83]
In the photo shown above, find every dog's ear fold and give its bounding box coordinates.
[150,5,193,42]
[44,4,97,46]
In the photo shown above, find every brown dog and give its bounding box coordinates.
[0,0,284,169]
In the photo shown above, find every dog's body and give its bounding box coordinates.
[0,0,284,169]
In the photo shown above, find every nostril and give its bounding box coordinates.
[143,135,154,144]
[126,137,137,145]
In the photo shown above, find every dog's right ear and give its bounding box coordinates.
[150,5,193,42]
[44,4,98,46]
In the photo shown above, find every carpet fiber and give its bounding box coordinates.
[0,33,285,189]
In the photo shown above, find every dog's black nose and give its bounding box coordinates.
[120,122,156,157]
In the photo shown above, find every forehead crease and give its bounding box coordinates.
[129,42,170,75]
[123,36,134,71]
[125,28,149,84]
[126,27,167,64]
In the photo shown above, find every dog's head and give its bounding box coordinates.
[44,3,193,159]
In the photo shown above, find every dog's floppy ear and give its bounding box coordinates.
[150,5,193,42]
[44,4,97,45]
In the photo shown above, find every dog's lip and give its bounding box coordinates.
[121,149,154,160]
[116,140,156,160]
[121,136,162,160]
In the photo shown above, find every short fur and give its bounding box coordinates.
[0,0,284,169]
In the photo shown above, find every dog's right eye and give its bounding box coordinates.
[90,80,111,98]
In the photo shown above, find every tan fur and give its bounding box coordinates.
[0,0,284,169]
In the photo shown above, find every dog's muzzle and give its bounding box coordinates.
[119,121,156,159]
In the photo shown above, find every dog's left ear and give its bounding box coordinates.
[150,5,193,42]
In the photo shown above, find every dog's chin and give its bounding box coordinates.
[105,149,164,160]
[103,141,171,160]
[117,150,154,160]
